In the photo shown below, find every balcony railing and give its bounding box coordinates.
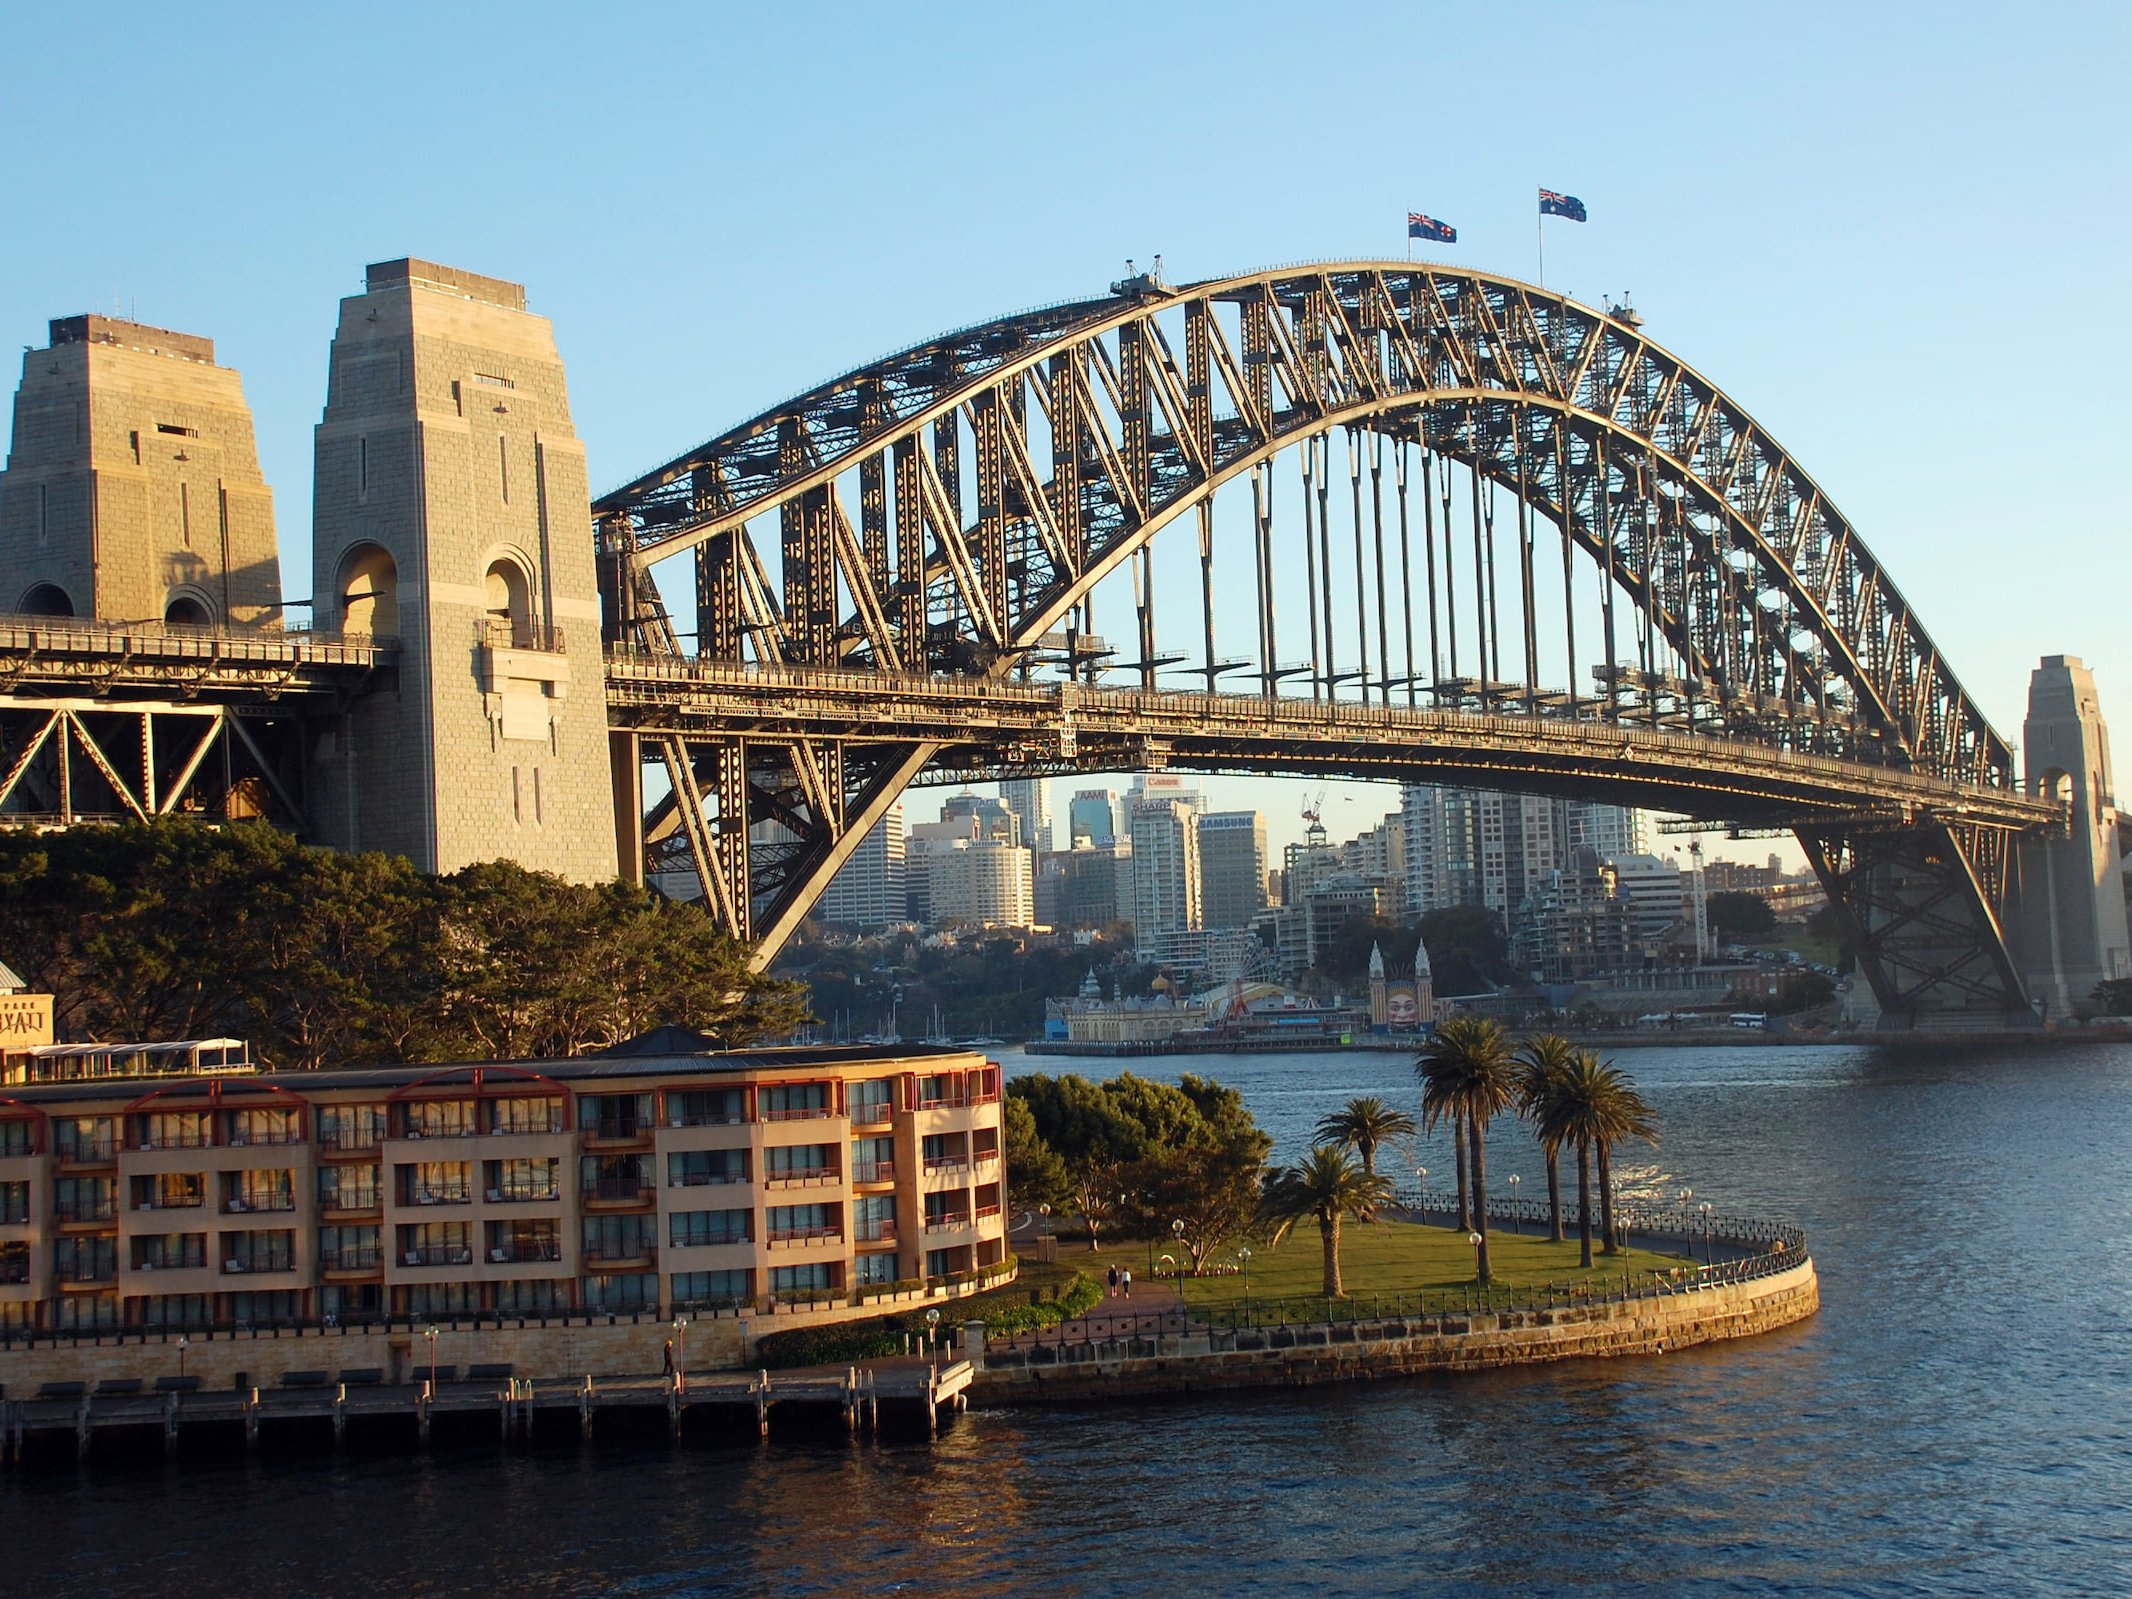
[765,1166,837,1188]
[487,1113,566,1136]
[54,1200,116,1224]
[487,1183,560,1202]
[56,1262,116,1285]
[0,1205,27,1227]
[766,1225,842,1245]
[56,1139,117,1164]
[0,1264,30,1285]
[320,1189,383,1212]
[223,1195,296,1214]
[972,1149,1000,1167]
[135,1193,205,1211]
[855,1221,898,1244]
[974,1202,1002,1220]
[319,1128,383,1153]
[670,1231,749,1249]
[848,1103,894,1126]
[666,1110,746,1128]
[133,1250,208,1272]
[851,1160,896,1184]
[760,1106,831,1123]
[487,1241,562,1263]
[320,1247,383,1272]
[585,1179,653,1205]
[224,1127,303,1147]
[581,1244,657,1267]
[917,1095,971,1111]
[399,1124,477,1141]
[404,1185,472,1206]
[581,1119,652,1143]
[134,1129,211,1150]
[399,1245,475,1268]
[671,1170,747,1188]
[476,617,565,652]
[924,1213,971,1233]
[923,1157,970,1177]
[222,1255,295,1275]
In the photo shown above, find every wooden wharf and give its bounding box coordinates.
[0,1359,973,1461]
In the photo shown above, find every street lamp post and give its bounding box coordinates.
[1469,1231,1484,1282]
[1415,1167,1427,1219]
[176,1336,188,1383]
[1676,1188,1694,1254]
[423,1325,440,1393]
[1507,1173,1521,1233]
[1698,1201,1713,1266]
[1238,1246,1252,1322]
[924,1307,941,1372]
[672,1316,689,1392]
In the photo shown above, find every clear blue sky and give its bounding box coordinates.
[7,1,2126,862]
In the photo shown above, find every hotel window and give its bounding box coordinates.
[400,1162,472,1205]
[665,1088,746,1127]
[670,1269,750,1309]
[848,1079,894,1123]
[136,1110,209,1150]
[490,1096,564,1135]
[53,1176,114,1223]
[0,1121,33,1157]
[225,1107,300,1147]
[223,1169,296,1213]
[924,1192,969,1228]
[759,1083,828,1121]
[766,1144,834,1179]
[769,1263,835,1296]
[406,1282,479,1318]
[922,1133,968,1172]
[486,1218,561,1263]
[854,1194,896,1243]
[54,1118,116,1161]
[0,1241,31,1284]
[580,1272,658,1312]
[580,1154,651,1202]
[319,1224,381,1271]
[579,1093,653,1139]
[134,1172,206,1212]
[495,1279,569,1314]
[222,1230,294,1274]
[668,1148,748,1188]
[54,1237,116,1284]
[402,1099,477,1140]
[0,1182,25,1225]
[485,1158,560,1201]
[317,1165,381,1211]
[133,1294,210,1329]
[398,1222,473,1267]
[669,1208,750,1248]
[925,1249,954,1280]
[132,1233,207,1271]
[916,1075,962,1109]
[766,1203,836,1243]
[854,1253,897,1287]
[50,1294,119,1331]
[321,1283,384,1322]
[582,1215,655,1263]
[850,1136,894,1183]
[318,1103,386,1152]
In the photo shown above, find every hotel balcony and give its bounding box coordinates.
[764,1167,841,1192]
[579,1120,654,1151]
[320,1246,384,1278]
[765,1224,843,1250]
[850,1160,896,1186]
[582,1181,654,1211]
[581,1244,657,1272]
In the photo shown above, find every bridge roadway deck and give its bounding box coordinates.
[606,658,2056,832]
[0,617,396,702]
[2,1359,972,1458]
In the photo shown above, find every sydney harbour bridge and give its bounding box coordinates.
[0,258,2116,1026]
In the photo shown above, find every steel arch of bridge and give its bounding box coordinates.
[593,262,2046,1015]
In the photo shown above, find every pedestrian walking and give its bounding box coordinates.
[1107,1264,1120,1298]
[662,1339,676,1377]
[1122,1268,1133,1298]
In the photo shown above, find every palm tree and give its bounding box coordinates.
[1537,1051,1660,1266]
[1514,1034,1577,1243]
[1417,1015,1517,1283]
[1314,1097,1416,1221]
[1260,1145,1393,1299]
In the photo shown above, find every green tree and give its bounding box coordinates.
[1260,1146,1393,1299]
[1418,1016,1517,1283]
[1707,891,1777,942]
[1128,1137,1268,1275]
[1537,1051,1661,1265]
[1418,905,1513,995]
[1312,1097,1416,1220]
[1003,1095,1071,1213]
[1513,1034,1577,1243]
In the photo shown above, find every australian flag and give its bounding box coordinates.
[1408,211,1457,244]
[1539,189,1587,222]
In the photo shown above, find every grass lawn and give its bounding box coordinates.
[1068,1215,1695,1320]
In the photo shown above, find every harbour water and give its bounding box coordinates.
[4,1041,2129,1597]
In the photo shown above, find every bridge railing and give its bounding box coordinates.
[0,613,396,666]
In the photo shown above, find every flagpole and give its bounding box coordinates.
[1536,197,1545,288]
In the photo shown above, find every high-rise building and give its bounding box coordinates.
[1197,811,1268,930]
[927,838,1034,928]
[1400,784,1566,919]
[1,315,283,629]
[999,779,1050,855]
[1129,773,1204,813]
[1567,801,1646,862]
[815,802,907,930]
[939,792,1019,846]
[1068,789,1121,847]
[1129,796,1202,939]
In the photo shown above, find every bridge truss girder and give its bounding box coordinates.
[0,698,313,830]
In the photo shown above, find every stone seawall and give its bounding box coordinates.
[973,1260,1819,1405]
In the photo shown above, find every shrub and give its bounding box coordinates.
[751,1268,1100,1370]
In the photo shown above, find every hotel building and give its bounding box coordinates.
[0,1040,1006,1333]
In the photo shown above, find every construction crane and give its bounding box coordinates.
[1301,788,1329,846]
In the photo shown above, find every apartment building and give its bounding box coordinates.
[0,1041,1006,1333]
